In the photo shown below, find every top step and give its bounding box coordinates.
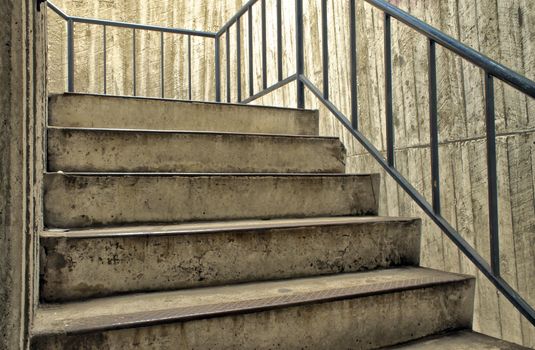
[48,94,319,135]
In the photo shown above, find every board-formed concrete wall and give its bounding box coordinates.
[1,0,47,348]
[46,0,535,347]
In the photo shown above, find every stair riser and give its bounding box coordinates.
[32,279,474,350]
[49,94,319,135]
[44,174,380,228]
[40,220,420,302]
[47,129,345,173]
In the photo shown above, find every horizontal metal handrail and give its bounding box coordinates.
[45,1,212,97]
[46,1,216,38]
[365,0,535,99]
[69,16,216,38]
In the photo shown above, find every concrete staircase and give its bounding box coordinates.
[31,94,525,349]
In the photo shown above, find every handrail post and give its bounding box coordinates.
[428,39,440,214]
[295,0,305,108]
[350,0,358,129]
[384,13,394,166]
[277,0,283,82]
[160,31,165,98]
[261,0,267,90]
[103,25,107,94]
[321,0,329,99]
[67,18,74,92]
[132,29,137,96]
[188,35,192,100]
[485,72,500,277]
[248,7,254,97]
[226,28,231,103]
[215,35,221,102]
[236,17,242,102]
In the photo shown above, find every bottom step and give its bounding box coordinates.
[32,267,474,350]
[384,330,529,349]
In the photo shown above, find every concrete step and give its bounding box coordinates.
[31,268,475,350]
[40,216,421,302]
[383,330,529,349]
[43,173,380,229]
[47,127,345,173]
[48,94,319,135]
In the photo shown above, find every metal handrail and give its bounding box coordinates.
[68,16,216,38]
[46,1,215,96]
[366,0,535,99]
[46,1,68,19]
[217,0,259,36]
[213,0,535,327]
[45,0,535,328]
[46,1,216,37]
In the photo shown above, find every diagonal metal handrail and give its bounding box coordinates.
[213,0,535,327]
[299,74,535,326]
[366,0,535,99]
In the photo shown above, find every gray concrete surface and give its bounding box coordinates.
[31,268,474,349]
[48,94,320,135]
[43,173,380,228]
[385,330,530,349]
[47,127,346,173]
[40,217,421,301]
[1,1,46,349]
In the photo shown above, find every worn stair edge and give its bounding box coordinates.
[382,329,530,349]
[40,216,419,238]
[43,173,380,229]
[47,126,346,173]
[31,267,475,350]
[48,93,320,135]
[40,216,421,302]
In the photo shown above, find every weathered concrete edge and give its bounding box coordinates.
[43,172,381,228]
[32,275,474,337]
[46,125,338,139]
[40,216,421,239]
[48,93,320,114]
[383,330,531,349]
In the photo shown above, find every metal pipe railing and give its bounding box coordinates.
[298,73,535,327]
[46,0,215,98]
[295,0,305,109]
[69,16,215,38]
[349,0,359,130]
[366,0,535,99]
[204,0,535,328]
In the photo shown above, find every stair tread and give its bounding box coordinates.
[47,127,346,173]
[44,172,379,228]
[47,125,338,139]
[49,94,319,135]
[33,267,472,336]
[384,330,529,349]
[41,215,418,238]
[52,92,317,113]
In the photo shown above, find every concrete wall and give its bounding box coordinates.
[1,0,46,349]
[46,0,535,347]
